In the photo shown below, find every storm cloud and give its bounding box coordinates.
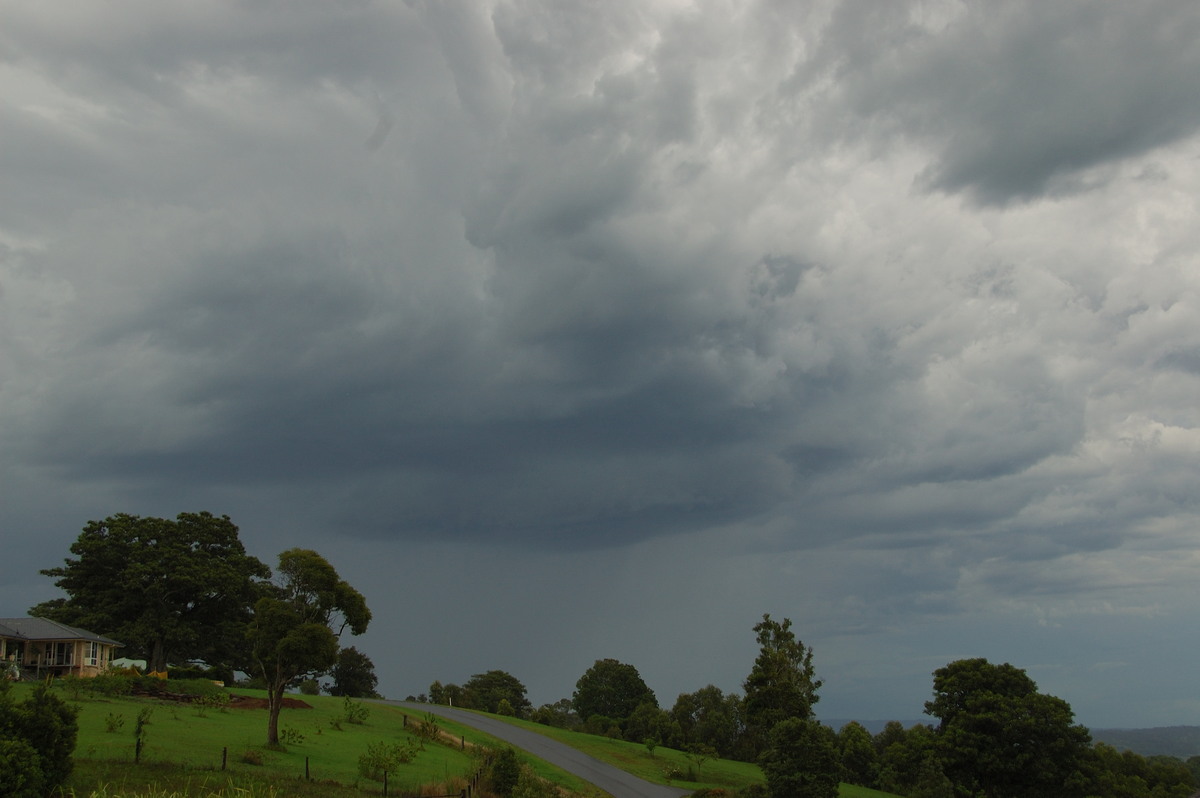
[3,0,1199,727]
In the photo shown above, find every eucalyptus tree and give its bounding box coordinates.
[248,548,371,745]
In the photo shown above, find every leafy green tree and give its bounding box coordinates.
[327,646,380,698]
[623,700,672,745]
[464,670,532,716]
[926,658,1091,798]
[837,721,878,787]
[429,680,466,706]
[572,658,657,725]
[490,747,521,797]
[531,698,578,729]
[874,723,944,798]
[670,685,744,758]
[758,717,840,798]
[33,512,270,673]
[742,614,821,754]
[248,548,371,745]
[1082,744,1196,798]
[0,680,78,796]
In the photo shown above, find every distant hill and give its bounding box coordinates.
[822,718,928,735]
[1090,726,1200,759]
[822,720,1200,759]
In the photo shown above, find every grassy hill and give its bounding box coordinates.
[18,680,492,797]
[16,680,901,797]
[401,705,900,798]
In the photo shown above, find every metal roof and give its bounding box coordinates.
[0,617,122,646]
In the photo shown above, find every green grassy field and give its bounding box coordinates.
[16,682,484,797]
[14,681,899,798]
[401,707,900,798]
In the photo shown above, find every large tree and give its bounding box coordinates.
[327,646,380,698]
[33,512,270,673]
[670,685,744,759]
[572,658,657,725]
[463,670,532,717]
[925,658,1091,798]
[742,614,822,754]
[248,548,371,745]
[758,717,840,798]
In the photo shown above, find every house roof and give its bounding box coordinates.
[0,617,122,646]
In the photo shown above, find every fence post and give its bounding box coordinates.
[221,746,227,771]
[305,756,310,780]
[383,770,388,797]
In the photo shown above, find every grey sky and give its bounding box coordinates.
[3,0,1199,729]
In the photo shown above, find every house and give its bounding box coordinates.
[0,617,122,678]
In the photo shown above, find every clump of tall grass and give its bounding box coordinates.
[73,775,281,798]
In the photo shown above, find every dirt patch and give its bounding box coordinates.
[228,694,313,710]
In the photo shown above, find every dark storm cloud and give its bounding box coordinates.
[3,0,1200,727]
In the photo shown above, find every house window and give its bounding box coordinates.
[44,642,73,667]
[85,641,100,666]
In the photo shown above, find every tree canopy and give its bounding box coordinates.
[742,613,821,754]
[925,658,1092,798]
[327,646,380,698]
[572,658,657,724]
[759,717,840,798]
[248,548,371,744]
[464,670,532,717]
[33,512,270,673]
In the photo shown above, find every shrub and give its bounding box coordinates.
[513,764,561,798]
[1,682,78,790]
[279,728,305,745]
[490,748,521,797]
[104,713,125,733]
[343,695,370,725]
[414,713,440,748]
[241,748,264,765]
[357,740,419,780]
[298,678,320,696]
[0,738,46,798]
[87,673,136,697]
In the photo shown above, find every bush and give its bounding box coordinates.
[279,728,305,745]
[298,678,320,696]
[490,748,521,797]
[87,673,136,697]
[357,740,419,780]
[240,749,264,765]
[0,681,78,792]
[512,764,561,798]
[0,738,46,798]
[343,695,370,725]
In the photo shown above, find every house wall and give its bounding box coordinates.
[1,636,117,678]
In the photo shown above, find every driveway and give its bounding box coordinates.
[386,702,693,798]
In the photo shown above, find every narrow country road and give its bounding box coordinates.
[385,701,693,798]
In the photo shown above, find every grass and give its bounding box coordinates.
[412,708,902,798]
[13,680,900,798]
[14,681,482,797]
[376,706,607,797]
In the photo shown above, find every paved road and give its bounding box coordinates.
[384,702,692,798]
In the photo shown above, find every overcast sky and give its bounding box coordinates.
[4,0,1200,730]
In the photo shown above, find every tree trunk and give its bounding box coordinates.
[151,638,166,675]
[266,682,284,745]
